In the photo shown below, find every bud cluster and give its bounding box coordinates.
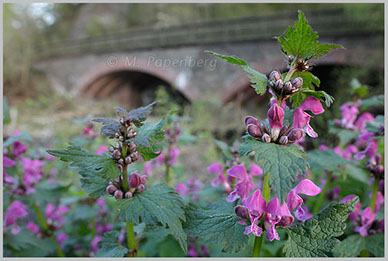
[268,71,303,98]
[106,172,148,199]
[366,154,384,179]
[110,141,139,166]
[245,116,303,145]
[166,127,181,144]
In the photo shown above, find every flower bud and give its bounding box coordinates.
[166,128,171,136]
[262,133,271,143]
[378,123,384,136]
[274,79,283,91]
[136,184,145,193]
[287,128,304,142]
[119,136,124,142]
[131,152,139,162]
[113,149,121,160]
[278,125,289,137]
[124,192,133,199]
[115,133,120,139]
[277,215,293,227]
[247,124,262,138]
[109,147,115,153]
[291,77,303,89]
[140,175,148,184]
[106,184,118,194]
[375,154,382,165]
[127,130,133,138]
[118,159,124,165]
[245,116,259,127]
[270,127,280,141]
[129,173,141,188]
[234,205,250,220]
[129,142,136,151]
[114,190,124,199]
[125,156,132,165]
[279,136,288,145]
[176,129,181,136]
[284,82,293,93]
[374,165,384,176]
[269,71,281,82]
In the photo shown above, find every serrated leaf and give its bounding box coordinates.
[133,118,166,161]
[92,118,124,139]
[115,184,187,253]
[291,89,334,108]
[238,139,309,203]
[47,145,120,181]
[116,102,156,127]
[96,231,129,257]
[78,169,109,198]
[184,198,249,253]
[283,197,359,257]
[206,51,268,95]
[276,11,343,60]
[3,229,42,251]
[333,233,384,257]
[307,149,350,173]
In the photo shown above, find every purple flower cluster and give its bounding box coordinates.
[4,200,28,234]
[176,177,202,200]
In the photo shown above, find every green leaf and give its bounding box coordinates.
[116,102,156,127]
[307,149,350,173]
[115,184,187,253]
[238,139,309,203]
[79,169,110,198]
[333,234,384,257]
[96,231,129,257]
[4,229,42,251]
[29,181,72,203]
[276,11,344,60]
[205,51,268,95]
[3,97,11,125]
[92,118,124,139]
[46,145,120,181]
[3,131,33,148]
[132,117,167,161]
[283,196,359,257]
[291,89,334,108]
[361,95,384,109]
[184,198,249,253]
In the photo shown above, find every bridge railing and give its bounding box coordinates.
[36,8,380,59]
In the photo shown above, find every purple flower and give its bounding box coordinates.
[12,140,27,159]
[175,183,189,197]
[241,189,266,237]
[46,204,69,227]
[264,197,293,241]
[3,156,15,185]
[94,145,108,156]
[169,148,180,165]
[90,235,102,253]
[226,165,257,202]
[355,207,375,237]
[143,162,153,176]
[26,221,40,235]
[292,97,324,138]
[336,103,359,129]
[354,133,378,160]
[268,103,285,140]
[21,158,44,194]
[56,233,68,249]
[188,245,198,257]
[4,200,28,234]
[355,112,375,132]
[207,162,227,188]
[334,145,359,159]
[287,179,321,221]
[341,195,361,221]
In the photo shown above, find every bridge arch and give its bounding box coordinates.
[74,56,195,107]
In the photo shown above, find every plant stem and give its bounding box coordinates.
[165,164,170,185]
[32,203,65,257]
[122,141,129,192]
[360,249,369,257]
[126,220,137,257]
[370,178,380,212]
[251,173,271,257]
[313,172,332,215]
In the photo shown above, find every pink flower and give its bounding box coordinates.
[169,148,180,165]
[207,163,226,187]
[354,133,378,160]
[94,145,108,156]
[226,165,257,202]
[56,233,68,249]
[21,158,44,194]
[12,141,27,159]
[242,190,266,237]
[46,204,69,227]
[143,162,153,176]
[341,195,361,221]
[268,103,285,140]
[26,221,40,235]
[337,103,359,129]
[355,112,375,132]
[175,183,189,197]
[188,245,199,257]
[3,156,15,185]
[355,207,375,237]
[4,200,28,234]
[264,197,293,241]
[293,97,324,138]
[287,179,321,221]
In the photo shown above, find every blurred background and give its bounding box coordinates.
[3,3,384,182]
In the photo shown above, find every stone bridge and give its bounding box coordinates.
[35,8,383,107]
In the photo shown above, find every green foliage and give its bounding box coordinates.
[4,229,42,251]
[238,138,309,202]
[47,145,121,181]
[205,51,268,95]
[96,231,129,257]
[184,198,249,253]
[92,118,124,139]
[276,11,343,60]
[3,97,11,124]
[115,184,187,253]
[131,117,166,161]
[30,180,72,203]
[115,102,156,127]
[307,149,350,173]
[332,234,384,257]
[283,196,359,257]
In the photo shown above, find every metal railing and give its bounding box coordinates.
[36,8,380,58]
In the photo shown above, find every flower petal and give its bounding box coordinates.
[207,163,223,175]
[226,165,248,180]
[293,179,321,196]
[242,189,266,212]
[300,97,324,115]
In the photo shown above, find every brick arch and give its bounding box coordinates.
[74,56,197,102]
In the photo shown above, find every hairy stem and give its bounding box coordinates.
[252,173,271,257]
[126,220,137,257]
[370,178,380,212]
[313,172,332,215]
